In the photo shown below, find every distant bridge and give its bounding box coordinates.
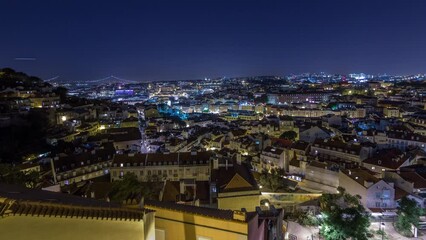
[44,75,141,84]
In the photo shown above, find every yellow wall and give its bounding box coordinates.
[0,215,153,240]
[146,205,248,240]
[217,194,260,212]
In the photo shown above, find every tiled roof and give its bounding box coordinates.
[0,184,153,220]
[341,168,380,187]
[291,141,310,151]
[398,171,426,189]
[1,200,148,221]
[313,138,363,155]
[262,146,284,155]
[387,131,426,143]
[211,162,258,193]
[0,183,118,208]
[53,143,115,173]
[362,148,411,170]
[88,127,141,142]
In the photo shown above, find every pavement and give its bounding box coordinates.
[370,222,425,240]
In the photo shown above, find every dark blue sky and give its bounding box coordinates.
[1,0,425,81]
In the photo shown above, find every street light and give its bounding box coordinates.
[379,215,385,240]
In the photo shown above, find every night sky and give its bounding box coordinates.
[1,0,426,81]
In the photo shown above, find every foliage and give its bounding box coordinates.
[0,109,51,163]
[279,130,297,140]
[395,196,424,236]
[53,86,68,103]
[319,187,370,240]
[109,173,160,203]
[375,230,388,240]
[0,68,46,88]
[258,168,286,192]
[298,211,320,226]
[0,164,40,188]
[254,94,268,104]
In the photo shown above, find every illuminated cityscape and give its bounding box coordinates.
[1,1,426,240]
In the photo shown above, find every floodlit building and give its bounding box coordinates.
[145,201,284,240]
[339,169,396,210]
[0,184,155,240]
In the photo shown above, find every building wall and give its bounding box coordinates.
[338,171,368,206]
[217,191,260,211]
[146,205,248,240]
[304,165,339,192]
[365,181,395,209]
[0,215,154,240]
[259,152,285,170]
[339,172,395,209]
[111,165,210,182]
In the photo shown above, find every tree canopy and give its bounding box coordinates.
[0,68,46,89]
[279,130,297,140]
[254,94,268,104]
[108,173,160,203]
[319,187,370,240]
[395,196,425,236]
[258,168,287,192]
[0,164,40,188]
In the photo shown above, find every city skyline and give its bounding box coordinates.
[1,0,426,81]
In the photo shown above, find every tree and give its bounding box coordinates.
[297,211,320,226]
[319,187,371,240]
[0,164,40,188]
[53,86,68,103]
[254,94,268,104]
[258,168,286,192]
[109,173,160,203]
[280,131,297,140]
[109,173,143,203]
[395,196,425,236]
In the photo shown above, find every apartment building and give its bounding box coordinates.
[311,139,373,167]
[52,143,115,186]
[339,169,396,209]
[110,151,213,182]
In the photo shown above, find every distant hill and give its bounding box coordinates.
[0,68,50,89]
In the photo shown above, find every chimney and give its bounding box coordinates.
[226,159,228,170]
[213,158,219,169]
[90,191,95,198]
[179,180,185,194]
[236,153,242,165]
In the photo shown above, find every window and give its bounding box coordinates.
[382,189,390,199]
[140,170,144,176]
